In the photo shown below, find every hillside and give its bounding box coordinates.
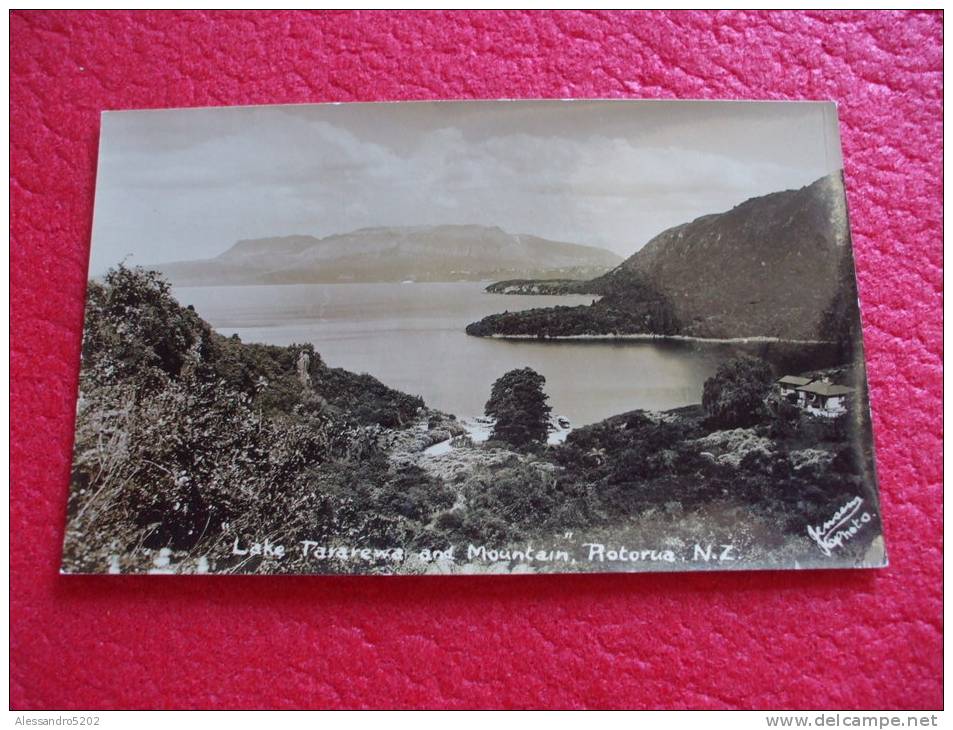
[469,172,860,344]
[158,225,622,285]
[64,266,879,575]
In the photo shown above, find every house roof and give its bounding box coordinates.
[796,382,855,397]
[777,375,814,387]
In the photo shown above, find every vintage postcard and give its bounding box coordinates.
[63,100,886,575]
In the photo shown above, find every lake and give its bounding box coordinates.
[174,282,743,427]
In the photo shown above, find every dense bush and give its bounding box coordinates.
[558,410,699,482]
[466,301,676,338]
[81,267,213,391]
[484,278,591,295]
[65,265,434,571]
[702,356,774,428]
[468,268,679,338]
[375,465,456,522]
[831,445,862,475]
[455,462,599,541]
[265,461,455,559]
[317,368,423,427]
[484,367,552,447]
[210,337,423,427]
[765,392,801,439]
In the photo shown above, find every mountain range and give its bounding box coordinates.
[157,225,622,285]
[468,172,861,343]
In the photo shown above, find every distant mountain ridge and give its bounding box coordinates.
[468,172,861,343]
[158,225,622,285]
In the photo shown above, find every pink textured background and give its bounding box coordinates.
[10,11,942,709]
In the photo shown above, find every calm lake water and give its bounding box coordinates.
[174,282,743,427]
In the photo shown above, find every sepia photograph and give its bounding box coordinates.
[62,99,886,575]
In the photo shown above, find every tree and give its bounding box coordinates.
[485,367,552,447]
[702,356,773,428]
[81,264,212,391]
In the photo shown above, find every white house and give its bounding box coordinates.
[794,381,854,416]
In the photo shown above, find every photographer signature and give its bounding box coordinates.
[807,496,873,557]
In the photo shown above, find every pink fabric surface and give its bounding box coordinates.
[10,10,942,710]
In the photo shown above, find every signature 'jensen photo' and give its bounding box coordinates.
[63,99,886,575]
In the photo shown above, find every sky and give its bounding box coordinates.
[89,99,844,275]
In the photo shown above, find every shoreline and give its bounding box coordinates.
[482,333,836,345]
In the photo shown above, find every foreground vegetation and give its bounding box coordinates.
[63,267,881,574]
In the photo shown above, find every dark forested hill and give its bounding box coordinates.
[470,173,860,344]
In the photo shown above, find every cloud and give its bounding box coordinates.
[89,102,840,274]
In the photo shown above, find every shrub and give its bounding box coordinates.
[374,466,455,522]
[765,392,801,439]
[702,356,774,428]
[81,265,212,391]
[433,510,465,532]
[459,508,514,543]
[739,447,774,474]
[457,460,599,538]
[71,371,357,550]
[831,446,860,475]
[608,446,657,482]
